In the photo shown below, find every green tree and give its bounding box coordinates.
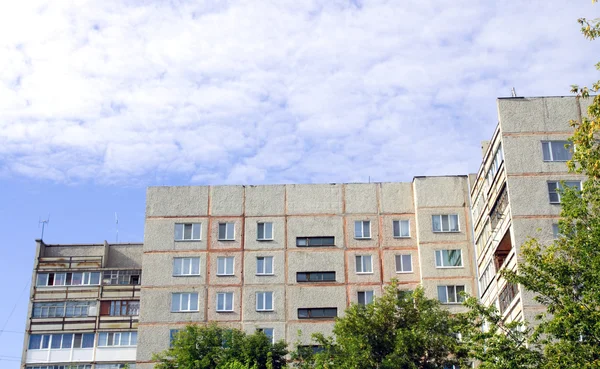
[459,297,544,369]
[153,324,288,369]
[293,282,469,369]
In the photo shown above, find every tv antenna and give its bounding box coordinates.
[39,214,50,241]
[115,212,119,244]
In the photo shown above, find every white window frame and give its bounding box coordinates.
[437,285,465,304]
[257,222,274,241]
[542,141,573,162]
[357,290,374,305]
[354,220,371,239]
[355,255,373,274]
[257,328,275,343]
[393,220,410,238]
[174,223,201,241]
[173,257,201,276]
[256,256,274,275]
[395,254,413,273]
[432,214,460,232]
[218,222,235,241]
[216,292,234,312]
[256,291,274,312]
[547,181,581,204]
[171,292,199,312]
[434,249,463,268]
[216,256,235,276]
[98,331,137,347]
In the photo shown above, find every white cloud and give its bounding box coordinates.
[0,0,597,185]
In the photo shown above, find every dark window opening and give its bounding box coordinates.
[494,229,513,270]
[298,308,337,319]
[296,237,335,247]
[296,272,336,283]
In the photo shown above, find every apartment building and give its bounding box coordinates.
[470,96,588,323]
[24,96,589,369]
[21,178,476,369]
[22,241,142,369]
[135,178,476,368]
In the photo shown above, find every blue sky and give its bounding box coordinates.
[0,0,598,366]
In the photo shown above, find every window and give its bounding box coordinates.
[357,291,374,305]
[354,220,371,239]
[256,256,274,275]
[100,300,140,316]
[96,365,137,369]
[296,237,335,247]
[552,223,560,239]
[432,215,459,232]
[28,333,94,350]
[485,144,504,188]
[103,270,141,285]
[257,222,273,240]
[170,329,181,346]
[437,285,465,304]
[33,301,95,318]
[36,272,101,287]
[217,256,235,276]
[256,292,274,311]
[257,328,274,343]
[298,308,337,319]
[479,262,496,295]
[355,255,373,274]
[393,220,410,238]
[216,292,234,312]
[499,283,519,314]
[435,250,463,268]
[218,222,235,241]
[395,254,413,273]
[542,141,573,161]
[175,223,201,240]
[26,364,94,369]
[547,181,581,203]
[173,257,200,276]
[98,331,137,347]
[296,271,336,282]
[171,293,199,312]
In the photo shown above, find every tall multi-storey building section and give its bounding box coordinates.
[22,240,142,369]
[470,96,588,323]
[135,178,476,368]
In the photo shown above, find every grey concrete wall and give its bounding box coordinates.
[497,96,589,134]
[42,244,105,257]
[245,185,286,216]
[380,182,414,213]
[107,244,143,268]
[142,253,207,287]
[286,184,343,214]
[210,186,244,216]
[345,183,378,214]
[244,217,285,250]
[287,216,344,249]
[146,186,209,216]
[287,250,345,284]
[144,217,208,252]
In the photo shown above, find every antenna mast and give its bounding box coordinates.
[39,214,50,241]
[115,212,119,244]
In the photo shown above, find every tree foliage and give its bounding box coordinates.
[293,282,469,369]
[459,297,544,369]
[153,324,288,369]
